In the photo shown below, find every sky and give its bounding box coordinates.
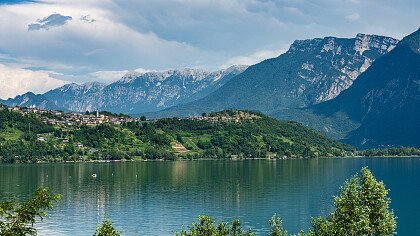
[0,0,419,99]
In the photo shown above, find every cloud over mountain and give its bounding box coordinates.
[0,64,68,99]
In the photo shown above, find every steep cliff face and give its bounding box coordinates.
[153,34,398,118]
[289,33,398,103]
[275,28,420,148]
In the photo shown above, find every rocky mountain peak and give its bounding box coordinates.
[171,68,209,82]
[288,38,324,53]
[1,92,60,110]
[58,82,106,93]
[287,34,398,57]
[221,65,249,74]
[283,34,399,104]
[208,65,249,82]
[119,71,144,84]
[119,68,211,85]
[354,33,398,55]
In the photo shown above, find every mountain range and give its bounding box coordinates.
[152,33,398,117]
[1,29,419,148]
[1,65,247,114]
[148,30,420,148]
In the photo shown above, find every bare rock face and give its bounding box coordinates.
[44,82,106,112]
[40,65,247,114]
[288,33,398,104]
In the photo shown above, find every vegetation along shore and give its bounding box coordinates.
[0,105,419,164]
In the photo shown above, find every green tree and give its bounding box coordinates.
[307,167,396,236]
[94,219,121,236]
[140,116,147,121]
[0,188,60,236]
[269,214,288,236]
[175,215,255,236]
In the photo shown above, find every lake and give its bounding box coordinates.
[0,157,419,235]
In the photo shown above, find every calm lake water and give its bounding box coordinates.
[0,158,419,235]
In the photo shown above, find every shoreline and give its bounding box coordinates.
[0,154,415,165]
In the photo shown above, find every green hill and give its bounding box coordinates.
[0,108,353,163]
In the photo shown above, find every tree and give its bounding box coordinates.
[0,188,60,236]
[269,214,288,236]
[94,219,121,236]
[175,215,255,236]
[140,116,146,121]
[307,167,396,236]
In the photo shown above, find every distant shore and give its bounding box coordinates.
[15,154,416,165]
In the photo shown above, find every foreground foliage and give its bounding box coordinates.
[94,219,121,236]
[268,214,289,236]
[175,215,256,236]
[0,188,60,236]
[306,167,396,236]
[177,168,396,236]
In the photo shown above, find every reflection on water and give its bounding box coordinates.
[0,158,419,235]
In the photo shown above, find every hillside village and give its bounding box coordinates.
[3,105,136,127]
[1,104,260,127]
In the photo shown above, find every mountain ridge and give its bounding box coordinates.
[148,33,398,118]
[1,65,248,114]
[274,28,420,148]
[0,92,62,111]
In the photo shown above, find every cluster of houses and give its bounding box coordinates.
[6,106,136,126]
[185,114,242,123]
[3,105,253,128]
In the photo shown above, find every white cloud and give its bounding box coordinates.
[134,68,153,74]
[0,64,68,99]
[223,47,288,68]
[345,13,360,22]
[0,0,418,90]
[87,70,129,83]
[0,0,215,75]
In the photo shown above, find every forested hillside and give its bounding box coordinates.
[0,108,354,163]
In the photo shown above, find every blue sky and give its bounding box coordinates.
[0,0,419,99]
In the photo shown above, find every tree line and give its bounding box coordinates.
[1,108,419,163]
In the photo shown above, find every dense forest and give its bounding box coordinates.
[0,108,418,163]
